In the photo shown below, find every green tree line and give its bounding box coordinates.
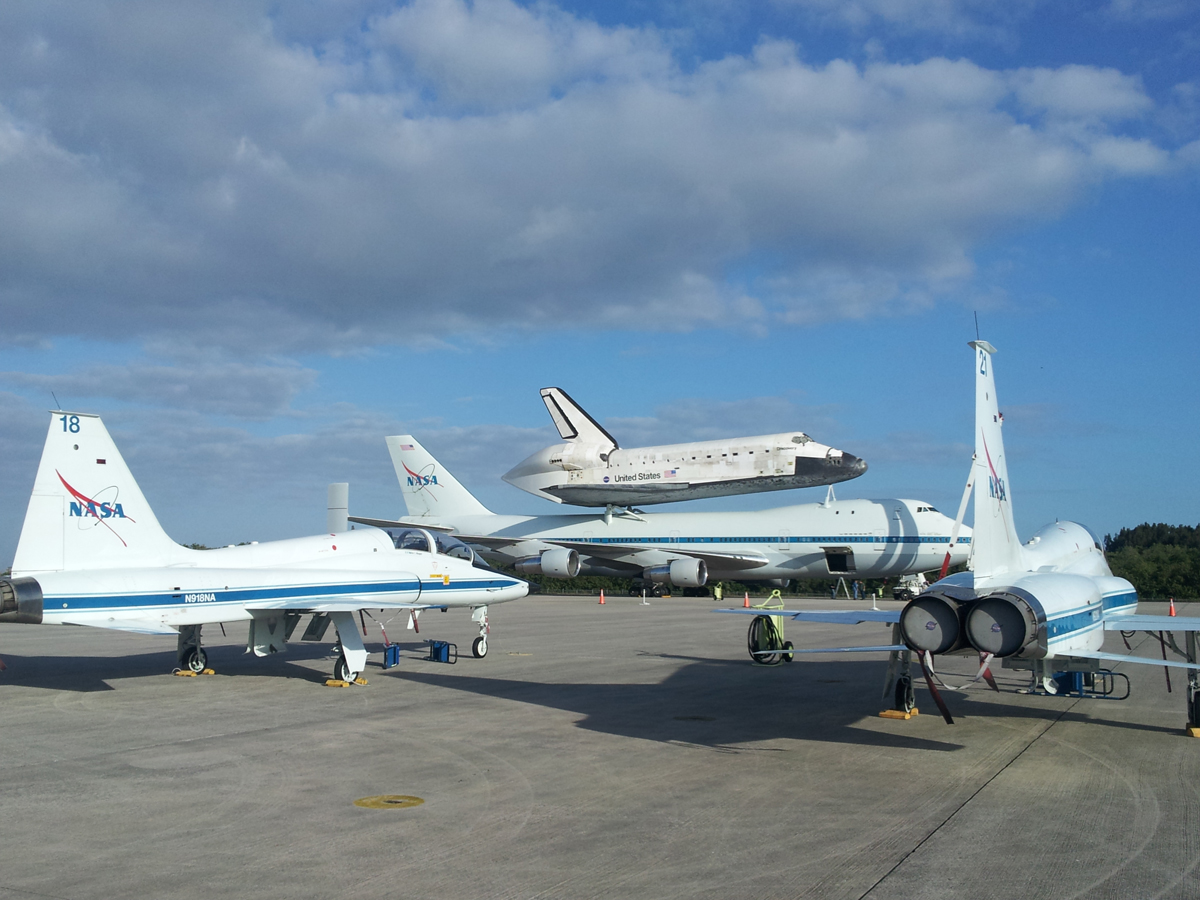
[1105,523,1200,599]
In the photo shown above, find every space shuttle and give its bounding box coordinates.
[502,388,867,507]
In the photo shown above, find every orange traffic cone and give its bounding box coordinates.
[598,590,606,605]
[1170,597,1177,617]
[743,593,750,609]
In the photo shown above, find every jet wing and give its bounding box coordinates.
[452,533,535,550]
[714,608,901,624]
[65,618,179,635]
[1074,651,1200,671]
[347,516,455,533]
[1104,615,1200,632]
[540,539,772,571]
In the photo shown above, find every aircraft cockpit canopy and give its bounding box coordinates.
[387,528,483,565]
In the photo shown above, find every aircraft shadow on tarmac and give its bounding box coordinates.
[385,649,1185,747]
[0,640,365,693]
[387,654,968,751]
[2,642,1179,741]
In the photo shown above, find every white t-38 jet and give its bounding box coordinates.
[352,436,969,591]
[0,413,527,682]
[502,387,867,508]
[719,340,1200,732]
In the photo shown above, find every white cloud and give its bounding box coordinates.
[0,360,318,420]
[604,395,845,447]
[1011,65,1153,122]
[0,1,1184,354]
[1104,0,1196,22]
[771,0,1038,39]
[1088,136,1170,173]
[373,0,670,109]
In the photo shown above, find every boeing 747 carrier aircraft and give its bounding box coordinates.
[0,413,527,682]
[352,437,968,589]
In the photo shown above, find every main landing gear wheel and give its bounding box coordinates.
[782,641,794,663]
[334,655,359,684]
[182,647,207,674]
[895,674,916,713]
[472,637,488,658]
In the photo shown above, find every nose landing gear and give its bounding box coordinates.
[333,653,360,684]
[327,611,368,685]
[471,606,490,658]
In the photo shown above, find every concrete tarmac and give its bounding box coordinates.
[2,595,1198,899]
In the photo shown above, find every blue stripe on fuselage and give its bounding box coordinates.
[1045,589,1139,643]
[49,578,517,613]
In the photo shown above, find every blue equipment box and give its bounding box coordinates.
[383,644,401,669]
[426,640,458,664]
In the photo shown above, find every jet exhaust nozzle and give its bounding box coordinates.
[643,559,708,588]
[513,548,580,579]
[899,592,966,655]
[0,577,43,624]
[965,593,1039,657]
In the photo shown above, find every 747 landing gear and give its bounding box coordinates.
[471,606,489,658]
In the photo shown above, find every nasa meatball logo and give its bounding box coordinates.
[925,621,937,631]
[603,476,610,483]
[57,470,136,548]
[402,462,441,498]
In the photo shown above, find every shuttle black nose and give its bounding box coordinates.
[843,454,867,475]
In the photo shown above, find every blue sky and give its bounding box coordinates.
[1,0,1197,559]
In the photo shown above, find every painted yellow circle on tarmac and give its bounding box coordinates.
[354,795,425,810]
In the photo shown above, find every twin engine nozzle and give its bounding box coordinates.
[899,590,1039,658]
[0,577,43,625]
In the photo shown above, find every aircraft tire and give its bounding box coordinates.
[183,647,207,674]
[334,655,358,684]
[472,637,488,659]
[781,641,794,663]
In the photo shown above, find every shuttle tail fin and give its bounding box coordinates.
[386,436,493,519]
[540,388,618,450]
[969,342,1024,579]
[13,412,182,575]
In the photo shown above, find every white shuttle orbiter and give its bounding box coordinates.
[502,388,867,507]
